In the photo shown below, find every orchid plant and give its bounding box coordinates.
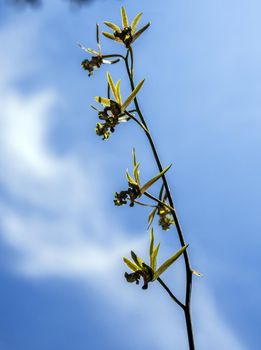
[79,7,199,350]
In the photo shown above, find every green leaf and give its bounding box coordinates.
[123,257,139,272]
[158,183,165,201]
[133,163,140,186]
[131,251,143,268]
[140,164,172,194]
[104,21,121,32]
[115,80,122,105]
[148,208,157,229]
[151,242,160,272]
[153,244,189,280]
[121,79,145,112]
[131,12,143,32]
[132,22,151,42]
[149,228,154,262]
[126,169,138,186]
[87,48,100,55]
[95,96,111,106]
[121,6,129,28]
[192,269,203,277]
[132,148,137,167]
[77,43,99,56]
[102,32,120,42]
[107,72,118,102]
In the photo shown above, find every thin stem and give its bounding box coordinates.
[107,82,110,99]
[125,48,195,350]
[125,111,148,133]
[157,277,185,309]
[143,191,175,213]
[102,54,125,60]
[129,46,134,77]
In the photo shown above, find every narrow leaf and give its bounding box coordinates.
[149,228,154,263]
[123,257,139,272]
[192,269,203,277]
[107,72,118,102]
[104,21,121,32]
[115,80,122,105]
[102,32,119,41]
[126,169,138,186]
[77,43,99,55]
[140,164,172,194]
[96,23,101,53]
[133,163,140,186]
[153,244,189,280]
[121,79,145,112]
[96,23,100,44]
[151,242,160,272]
[131,251,143,268]
[158,183,165,201]
[131,12,143,32]
[133,22,151,42]
[95,96,111,106]
[132,148,137,168]
[121,6,129,28]
[148,208,157,229]
[87,48,100,55]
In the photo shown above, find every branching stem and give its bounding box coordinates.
[157,277,185,309]
[124,48,195,350]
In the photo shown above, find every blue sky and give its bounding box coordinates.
[0,0,260,349]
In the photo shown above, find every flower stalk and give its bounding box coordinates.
[79,7,197,350]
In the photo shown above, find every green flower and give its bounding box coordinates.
[79,24,120,77]
[115,149,172,206]
[94,73,144,139]
[102,7,150,48]
[123,229,189,289]
[148,192,175,231]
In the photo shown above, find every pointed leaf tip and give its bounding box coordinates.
[153,244,189,280]
[121,79,145,112]
[123,257,139,272]
[131,12,143,32]
[140,163,172,195]
[104,21,121,32]
[121,6,129,28]
[107,72,119,103]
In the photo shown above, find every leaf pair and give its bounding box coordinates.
[126,149,172,196]
[102,7,150,47]
[78,24,120,77]
[95,72,144,113]
[123,228,189,284]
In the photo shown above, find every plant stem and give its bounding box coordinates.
[143,191,175,212]
[157,277,185,309]
[124,49,195,350]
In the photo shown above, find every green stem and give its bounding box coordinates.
[143,191,175,213]
[125,111,148,133]
[102,54,125,60]
[157,277,185,309]
[125,48,195,350]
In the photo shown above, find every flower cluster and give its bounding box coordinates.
[148,193,175,231]
[123,229,188,289]
[114,149,171,206]
[103,7,150,48]
[81,56,103,77]
[157,203,175,230]
[79,24,120,77]
[94,73,144,139]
